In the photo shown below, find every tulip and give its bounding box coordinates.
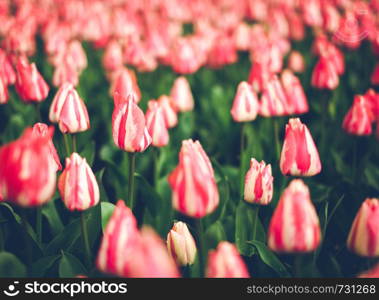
[111,67,141,104]
[0,127,56,207]
[358,263,379,278]
[311,56,339,90]
[97,200,139,276]
[125,227,180,278]
[281,70,309,115]
[15,57,49,102]
[32,123,62,171]
[103,39,124,72]
[347,198,379,257]
[244,159,273,205]
[280,118,322,177]
[0,49,16,85]
[167,222,197,266]
[0,77,8,104]
[170,38,202,74]
[206,242,249,278]
[259,75,289,117]
[230,82,259,122]
[168,139,219,218]
[288,51,305,73]
[170,76,194,112]
[112,94,151,152]
[58,153,99,211]
[207,35,237,68]
[49,83,90,134]
[371,63,379,85]
[248,62,272,93]
[52,58,79,87]
[157,95,178,129]
[268,179,321,253]
[342,95,374,136]
[145,100,169,147]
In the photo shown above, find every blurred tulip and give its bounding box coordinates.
[32,123,62,171]
[111,67,141,104]
[234,23,251,51]
[58,153,99,211]
[358,263,379,278]
[170,76,194,112]
[206,242,249,278]
[15,57,49,102]
[288,51,305,73]
[343,95,374,136]
[112,94,151,152]
[281,70,309,115]
[0,49,16,85]
[97,200,139,276]
[167,221,197,266]
[145,100,169,147]
[49,83,90,134]
[168,139,219,218]
[259,75,289,117]
[103,39,124,72]
[125,227,180,278]
[280,118,321,176]
[230,81,259,122]
[0,127,56,207]
[311,56,339,90]
[248,62,272,93]
[52,58,79,87]
[207,35,237,68]
[244,158,273,205]
[0,77,8,104]
[268,179,321,253]
[157,95,178,128]
[347,198,379,257]
[170,38,202,74]
[371,63,379,85]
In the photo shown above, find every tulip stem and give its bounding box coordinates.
[239,122,248,197]
[251,205,260,242]
[153,147,160,189]
[80,212,92,269]
[63,134,71,156]
[194,219,205,277]
[20,210,32,265]
[72,134,77,153]
[294,255,302,278]
[128,152,136,210]
[180,266,191,278]
[0,223,4,251]
[352,138,358,183]
[273,118,281,161]
[36,207,42,245]
[35,103,42,122]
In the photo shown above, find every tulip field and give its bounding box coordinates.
[0,0,379,279]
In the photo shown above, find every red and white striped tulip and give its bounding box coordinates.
[97,200,139,276]
[281,69,309,115]
[58,153,99,211]
[32,123,62,171]
[168,139,219,218]
[0,77,8,104]
[268,179,321,253]
[288,51,305,73]
[103,39,124,72]
[244,159,273,205]
[158,95,178,129]
[206,242,249,278]
[311,56,339,90]
[15,57,49,102]
[167,221,197,266]
[347,198,379,257]
[0,127,56,207]
[259,75,289,117]
[170,76,194,112]
[343,95,374,136]
[49,83,90,134]
[145,100,169,147]
[112,94,151,152]
[280,118,322,177]
[111,68,141,105]
[230,81,259,122]
[0,49,15,85]
[248,62,272,93]
[125,227,180,278]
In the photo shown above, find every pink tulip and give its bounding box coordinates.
[288,51,305,73]
[343,95,374,136]
[259,75,289,117]
[311,56,339,90]
[231,81,259,122]
[170,76,194,112]
[145,100,169,147]
[157,95,178,129]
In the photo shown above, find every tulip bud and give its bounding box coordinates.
[358,263,379,278]
[167,222,197,266]
[112,94,151,152]
[125,227,180,278]
[158,95,178,128]
[244,159,273,205]
[97,200,139,276]
[371,63,379,85]
[65,40,87,73]
[0,49,16,85]
[52,58,79,87]
[206,242,249,278]
[268,179,321,253]
[259,75,289,117]
[168,139,219,218]
[0,77,8,104]
[0,128,56,207]
[342,95,374,136]
[170,76,194,112]
[170,38,201,74]
[103,40,124,72]
[280,118,322,176]
[288,51,305,73]
[58,153,99,211]
[32,123,62,171]
[281,70,309,115]
[248,62,272,93]
[111,68,141,104]
[347,198,379,257]
[49,83,90,134]
[231,82,259,122]
[145,100,169,147]
[15,57,49,102]
[311,56,339,90]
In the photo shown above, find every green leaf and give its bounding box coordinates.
[30,255,60,277]
[0,252,26,277]
[204,221,226,250]
[42,199,64,236]
[59,251,87,278]
[364,164,379,191]
[80,141,96,166]
[247,241,291,277]
[101,202,115,231]
[135,173,161,216]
